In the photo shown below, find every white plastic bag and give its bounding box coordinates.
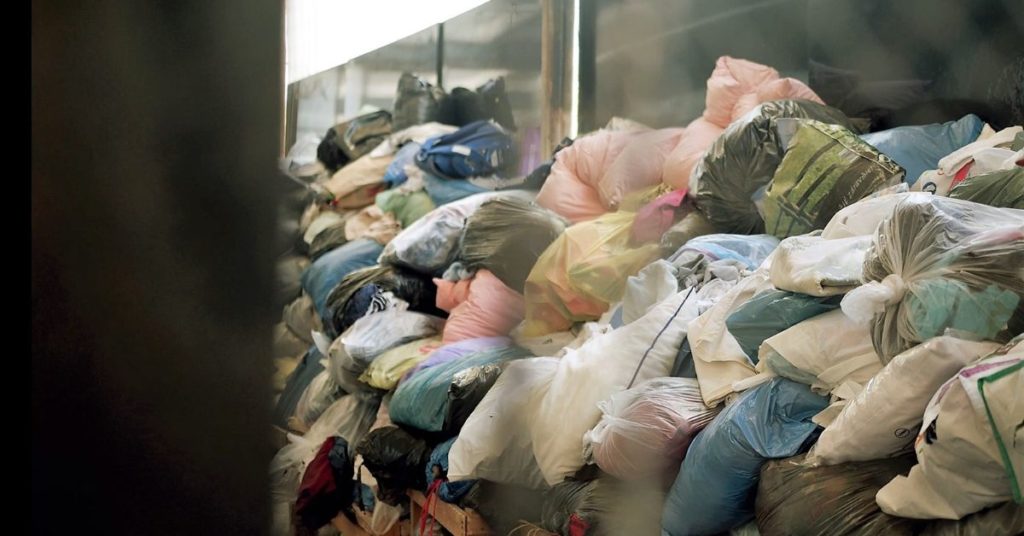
[341,310,444,366]
[447,357,559,489]
[809,336,1001,466]
[532,288,702,485]
[583,377,719,480]
[293,369,344,430]
[769,234,873,296]
[876,339,1024,520]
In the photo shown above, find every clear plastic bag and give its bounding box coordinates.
[340,310,445,367]
[769,234,873,296]
[294,369,345,430]
[841,195,1024,361]
[584,377,719,480]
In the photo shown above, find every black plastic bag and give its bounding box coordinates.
[324,265,444,337]
[355,426,432,505]
[437,77,517,131]
[756,453,917,536]
[477,77,516,131]
[340,110,392,161]
[392,72,447,132]
[459,197,567,292]
[540,466,615,536]
[317,126,350,172]
[692,99,856,234]
[442,362,506,434]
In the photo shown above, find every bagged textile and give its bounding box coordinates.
[402,336,512,383]
[769,234,873,296]
[425,438,475,504]
[583,377,718,480]
[391,73,446,132]
[339,110,392,161]
[860,114,984,185]
[661,378,829,536]
[294,370,345,430]
[317,125,349,173]
[273,321,309,361]
[294,436,354,531]
[301,239,384,323]
[442,361,506,435]
[762,119,904,238]
[532,288,702,485]
[340,310,445,367]
[375,189,435,228]
[820,192,926,240]
[596,128,685,210]
[668,233,779,271]
[522,210,661,336]
[810,337,1001,466]
[303,210,347,247]
[390,344,530,434]
[274,347,326,428]
[459,482,548,536]
[876,340,1024,520]
[324,265,442,337]
[619,260,680,325]
[663,56,825,191]
[660,210,721,253]
[535,129,643,223]
[343,205,401,245]
[448,357,558,490]
[441,270,525,344]
[692,99,856,234]
[630,189,691,244]
[420,169,492,206]
[756,453,918,536]
[540,473,615,536]
[416,120,516,180]
[948,168,1024,209]
[761,309,882,394]
[912,125,1023,196]
[355,426,432,506]
[309,224,349,261]
[318,153,392,208]
[276,255,310,308]
[379,192,500,276]
[459,196,567,292]
[725,289,841,362]
[359,336,443,391]
[920,501,1024,536]
[841,195,1024,362]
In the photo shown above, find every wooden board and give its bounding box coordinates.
[408,489,490,536]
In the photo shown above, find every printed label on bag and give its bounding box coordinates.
[450,145,472,156]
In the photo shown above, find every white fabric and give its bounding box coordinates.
[770,234,873,296]
[532,288,702,485]
[447,357,558,489]
[810,337,1001,466]
[760,309,883,395]
[622,260,679,324]
[688,272,773,406]
[821,192,929,239]
[876,342,1023,520]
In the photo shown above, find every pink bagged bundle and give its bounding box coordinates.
[439,270,525,343]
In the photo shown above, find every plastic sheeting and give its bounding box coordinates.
[390,344,530,434]
[756,453,918,536]
[661,378,828,536]
[692,99,856,234]
[860,114,984,185]
[339,310,445,367]
[459,196,567,292]
[877,341,1024,520]
[810,337,1001,466]
[841,195,1024,362]
[762,119,904,238]
[583,377,718,480]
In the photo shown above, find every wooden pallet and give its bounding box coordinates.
[332,504,410,536]
[408,489,490,536]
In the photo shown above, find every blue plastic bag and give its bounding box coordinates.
[425,438,476,503]
[860,114,983,185]
[300,238,384,322]
[389,345,530,434]
[383,142,421,188]
[668,234,780,270]
[661,378,828,536]
[416,120,515,180]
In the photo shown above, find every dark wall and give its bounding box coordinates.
[33,1,280,534]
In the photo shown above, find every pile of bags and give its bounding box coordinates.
[271,55,1024,536]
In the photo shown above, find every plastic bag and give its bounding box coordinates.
[820,192,926,240]
[692,99,856,234]
[725,289,840,362]
[390,344,530,434]
[920,501,1024,536]
[522,210,661,336]
[876,340,1024,520]
[756,453,918,536]
[375,189,435,228]
[459,196,567,292]
[769,234,873,296]
[630,189,691,244]
[532,288,702,485]
[583,377,718,480]
[540,474,615,536]
[277,255,310,308]
[355,426,432,506]
[402,336,512,383]
[448,357,559,490]
[667,233,779,271]
[309,224,350,261]
[442,361,505,435]
[340,310,445,367]
[912,126,1023,196]
[661,378,829,536]
[274,321,310,360]
[948,168,1024,209]
[860,114,983,185]
[294,369,345,430]
[810,337,1001,466]
[596,128,685,210]
[441,270,525,344]
[318,153,392,208]
[762,119,904,238]
[841,195,1024,361]
[324,265,442,338]
[425,438,476,504]
[274,346,326,428]
[379,192,501,276]
[339,110,392,161]
[392,73,446,132]
[359,336,443,391]
[620,260,679,325]
[660,210,721,253]
[300,239,384,323]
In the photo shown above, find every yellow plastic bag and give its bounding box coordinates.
[359,336,443,390]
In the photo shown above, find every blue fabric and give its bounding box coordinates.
[670,234,780,270]
[661,378,828,536]
[416,120,515,180]
[861,114,984,185]
[273,346,326,428]
[422,171,491,206]
[383,142,421,188]
[390,345,530,434]
[426,438,476,503]
[300,238,384,323]
[725,290,841,361]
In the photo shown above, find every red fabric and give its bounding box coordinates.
[294,437,339,529]
[569,513,590,536]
